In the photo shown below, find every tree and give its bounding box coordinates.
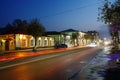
[27,19,45,51]
[98,0,120,48]
[12,19,28,34]
[4,23,15,34]
[61,33,67,44]
[3,19,28,34]
[71,32,79,46]
[84,34,93,45]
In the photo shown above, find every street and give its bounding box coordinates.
[0,47,101,80]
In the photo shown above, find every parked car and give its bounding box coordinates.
[55,44,68,48]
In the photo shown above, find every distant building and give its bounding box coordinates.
[87,31,100,43]
[86,31,101,45]
[61,29,78,47]
[78,31,87,46]
[61,29,87,47]
[45,31,61,45]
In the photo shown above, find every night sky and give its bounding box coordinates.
[0,0,114,38]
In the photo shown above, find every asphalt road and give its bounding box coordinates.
[0,47,101,80]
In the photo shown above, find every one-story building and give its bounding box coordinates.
[0,34,54,51]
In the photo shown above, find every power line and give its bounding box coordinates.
[40,1,102,19]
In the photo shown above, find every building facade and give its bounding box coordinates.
[0,34,15,51]
[61,29,87,47]
[0,34,54,51]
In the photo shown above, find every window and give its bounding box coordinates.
[44,40,48,46]
[0,42,2,46]
[30,39,34,46]
[38,40,41,46]
[21,39,27,47]
[50,40,54,46]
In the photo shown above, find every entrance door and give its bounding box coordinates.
[5,40,9,51]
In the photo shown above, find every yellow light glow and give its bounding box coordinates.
[49,38,52,41]
[23,36,26,39]
[20,34,23,39]
[104,41,110,45]
[31,37,33,39]
[16,53,25,58]
[38,37,41,40]
[45,37,47,40]
[2,39,5,42]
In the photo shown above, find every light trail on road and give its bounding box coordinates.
[0,47,101,80]
[0,46,85,62]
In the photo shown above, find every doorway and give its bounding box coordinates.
[5,40,9,51]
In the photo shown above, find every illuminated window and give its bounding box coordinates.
[21,39,27,47]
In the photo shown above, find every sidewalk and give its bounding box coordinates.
[74,46,111,80]
[0,47,55,55]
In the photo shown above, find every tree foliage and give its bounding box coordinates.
[71,32,79,46]
[98,0,120,48]
[28,19,45,37]
[98,0,120,26]
[2,19,28,34]
[84,34,93,40]
[27,19,45,51]
[12,19,28,34]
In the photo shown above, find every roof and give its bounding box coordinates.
[45,31,61,35]
[61,29,79,32]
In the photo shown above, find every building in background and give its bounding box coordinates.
[86,31,101,45]
[45,31,61,45]
[78,31,87,46]
[61,29,78,47]
[61,29,88,47]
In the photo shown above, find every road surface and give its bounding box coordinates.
[0,47,101,80]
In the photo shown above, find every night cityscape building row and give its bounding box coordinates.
[0,29,101,51]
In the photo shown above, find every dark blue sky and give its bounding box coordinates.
[0,0,114,38]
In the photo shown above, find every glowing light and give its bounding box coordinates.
[104,41,109,45]
[45,37,47,40]
[16,53,26,58]
[1,39,5,42]
[38,37,41,40]
[23,36,26,39]
[86,43,97,47]
[20,34,23,39]
[104,40,111,45]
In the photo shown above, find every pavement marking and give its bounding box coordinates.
[68,70,81,80]
[67,59,95,80]
[0,47,90,69]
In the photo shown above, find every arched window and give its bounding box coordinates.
[30,38,35,47]
[38,39,41,46]
[0,42,2,46]
[44,40,48,46]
